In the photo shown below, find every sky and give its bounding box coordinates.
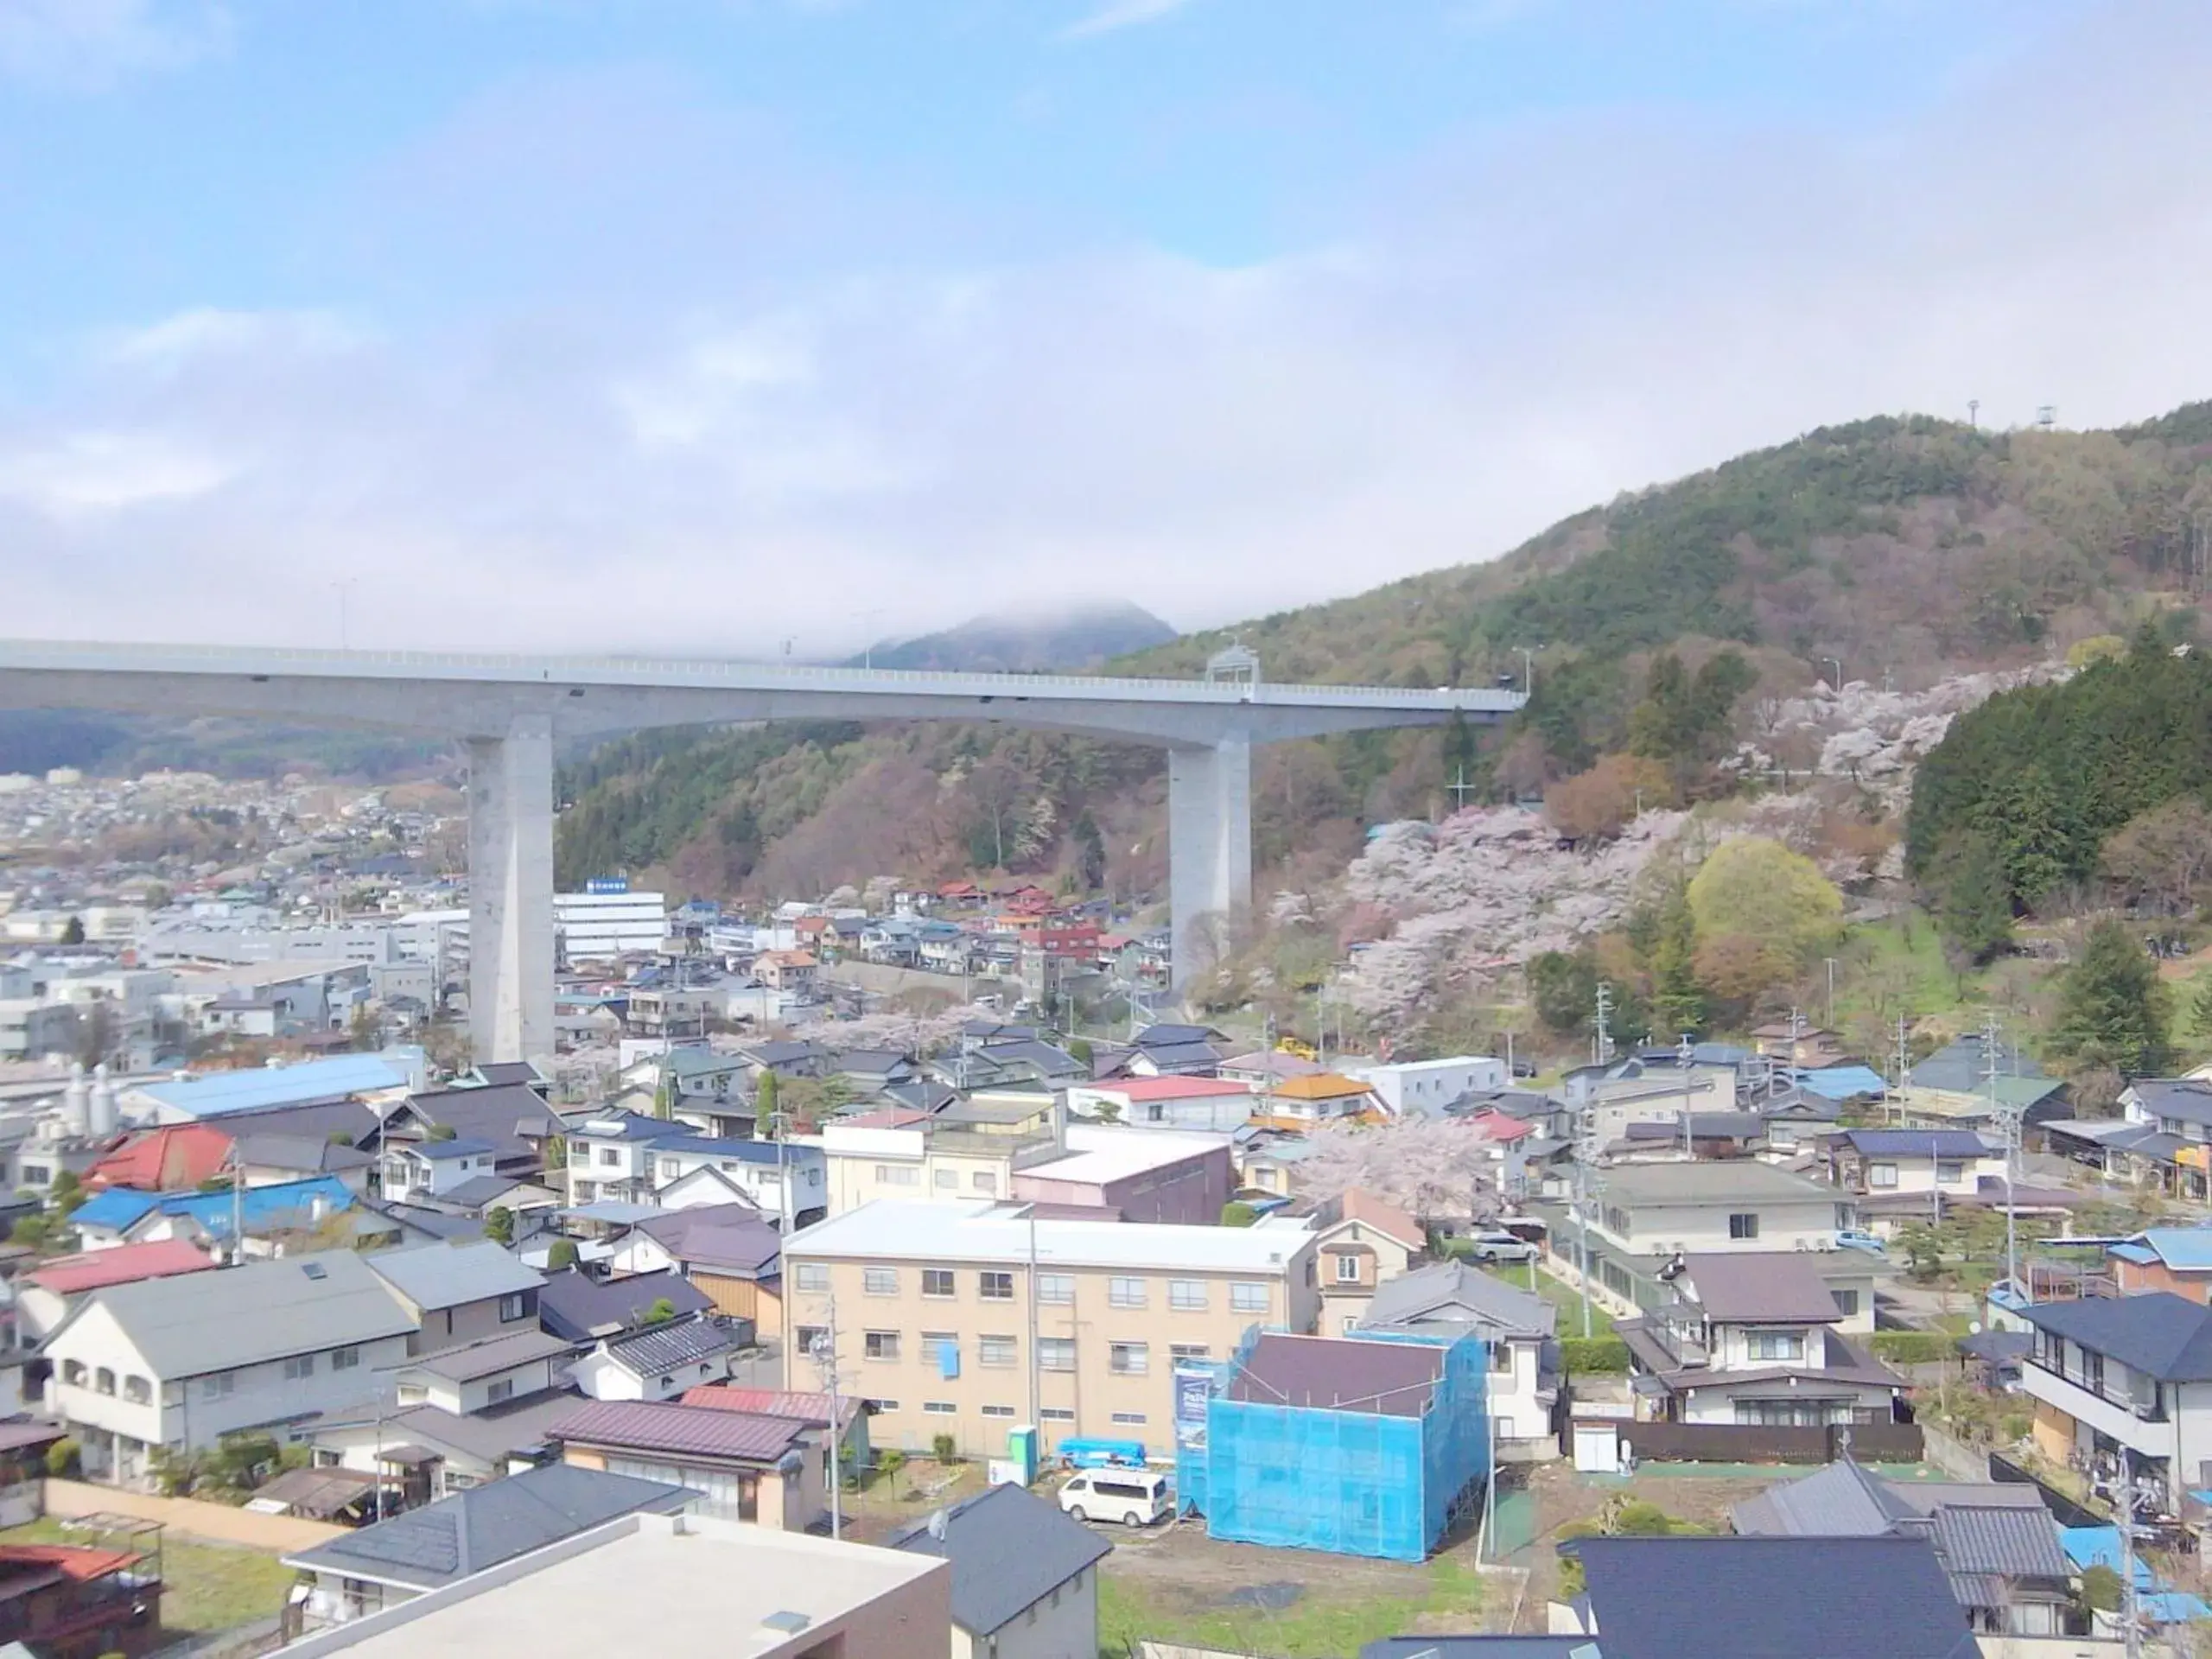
[3,0,2209,657]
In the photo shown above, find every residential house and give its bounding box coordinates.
[1611,1114,1768,1164]
[0,1536,164,1658]
[783,1200,1319,1458]
[1252,1074,1387,1132]
[636,1134,826,1228]
[1559,1054,1742,1146]
[280,1463,692,1630]
[829,1048,921,1096]
[270,1508,946,1659]
[1548,1161,1861,1316]
[1616,1253,1905,1427]
[1349,1056,1509,1116]
[379,1139,499,1207]
[678,1384,870,1473]
[1009,1127,1236,1224]
[1749,1022,1849,1069]
[364,1242,543,1355]
[1299,1189,1426,1336]
[228,1132,378,1194]
[1898,1034,2069,1135]
[1363,1261,1560,1459]
[1180,1330,1489,1561]
[1730,1457,2075,1637]
[1824,1128,2005,1224]
[16,1241,213,1344]
[69,1175,373,1256]
[1121,1023,1230,1077]
[43,1252,417,1482]
[2108,1228,2212,1300]
[563,1113,681,1207]
[606,1207,781,1325]
[2018,1290,2212,1513]
[1553,1535,1980,1659]
[888,1481,1111,1659]
[80,1125,232,1193]
[1063,1077,1256,1131]
[753,950,817,993]
[384,1084,560,1182]
[819,1112,1059,1214]
[1217,1050,1326,1088]
[550,1399,826,1530]
[536,1268,713,1344]
[308,1329,582,1496]
[569,1318,739,1402]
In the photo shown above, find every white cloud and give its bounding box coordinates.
[100,308,366,369]
[3,3,2209,656]
[1062,0,1195,41]
[0,0,230,89]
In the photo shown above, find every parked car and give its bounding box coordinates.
[1836,1228,1886,1255]
[1461,1230,1537,1266]
[1059,1468,1171,1529]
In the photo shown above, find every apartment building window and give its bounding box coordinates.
[1170,1344,1210,1362]
[94,1368,116,1396]
[979,1335,1018,1368]
[1110,1413,1147,1426]
[980,1271,1015,1301]
[1727,1212,1760,1241]
[1109,1277,1147,1309]
[923,1269,956,1299]
[934,1169,958,1190]
[923,1402,957,1415]
[864,1332,901,1362]
[332,1347,361,1370]
[971,1172,996,1193]
[1039,1338,1077,1371]
[1037,1274,1074,1305]
[60,1361,86,1388]
[1109,1342,1149,1376]
[283,1356,315,1381]
[795,1325,827,1356]
[1040,1408,1076,1422]
[124,1376,151,1405]
[868,1399,900,1413]
[1490,1342,1514,1373]
[1334,1255,1362,1284]
[486,1378,515,1404]
[599,1148,620,1166]
[1168,1280,1207,1310]
[1867,1163,1898,1189]
[981,1405,1016,1419]
[864,1268,899,1296]
[923,1332,958,1373]
[794,1264,830,1293]
[1230,1282,1269,1313]
[1745,1331,1804,1362]
[200,1371,233,1400]
[876,1165,919,1186]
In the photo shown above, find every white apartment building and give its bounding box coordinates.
[1350,1055,1509,1116]
[556,889,670,961]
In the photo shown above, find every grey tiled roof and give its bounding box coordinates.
[366,1240,543,1313]
[602,1317,736,1374]
[1929,1503,2069,1580]
[1363,1262,1555,1339]
[405,1328,572,1384]
[537,1268,711,1342]
[71,1251,415,1378]
[890,1483,1110,1637]
[282,1462,689,1591]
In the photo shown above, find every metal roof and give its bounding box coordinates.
[537,1268,711,1342]
[366,1241,544,1313]
[1841,1129,1993,1158]
[67,1251,416,1377]
[1681,1254,1850,1325]
[2020,1289,2212,1380]
[1728,1459,1915,1537]
[1225,1332,1448,1418]
[404,1328,573,1384]
[282,1463,690,1592]
[1363,1261,1556,1340]
[786,1198,1311,1273]
[888,1482,1110,1637]
[2126,1228,2212,1270]
[1570,1535,1979,1659]
[550,1399,807,1464]
[133,1055,409,1117]
[1596,1162,1836,1204]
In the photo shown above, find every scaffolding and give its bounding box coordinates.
[1177,1328,1489,1562]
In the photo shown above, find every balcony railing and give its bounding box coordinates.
[2026,1356,2166,1422]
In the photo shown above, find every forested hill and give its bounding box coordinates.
[558,399,2212,899]
[854,601,1175,672]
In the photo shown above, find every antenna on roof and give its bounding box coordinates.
[925,1507,949,1551]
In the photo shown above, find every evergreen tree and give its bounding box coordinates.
[1936,834,2014,963]
[1649,894,1705,1037]
[482,1205,515,1246]
[2190,974,2212,1045]
[755,1069,780,1132]
[2052,918,2175,1077]
[1071,810,1108,891]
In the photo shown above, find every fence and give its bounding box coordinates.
[1619,1421,1923,1465]
[43,1478,344,1552]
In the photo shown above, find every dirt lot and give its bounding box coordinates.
[1492,1460,1778,1608]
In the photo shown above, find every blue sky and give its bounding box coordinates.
[3,0,2205,652]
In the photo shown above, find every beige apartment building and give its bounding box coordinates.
[781,1200,1319,1459]
[819,1096,1061,1214]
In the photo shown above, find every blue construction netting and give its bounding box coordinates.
[1185,1326,1489,1562]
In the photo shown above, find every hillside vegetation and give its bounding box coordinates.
[558,404,2212,901]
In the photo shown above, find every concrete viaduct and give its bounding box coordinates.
[0,640,1522,1065]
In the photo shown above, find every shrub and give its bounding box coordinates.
[1870,1331,1955,1365]
[45,1439,79,1479]
[931,1433,957,1462]
[1219,1202,1257,1228]
[545,1239,579,1271]
[1559,1337,1631,1375]
[2081,1563,2122,1613]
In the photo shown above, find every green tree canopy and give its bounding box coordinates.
[545,1238,580,1271]
[1686,837,1843,967]
[2051,918,2175,1077]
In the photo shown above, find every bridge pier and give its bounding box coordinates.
[467,715,556,1066]
[1167,735,1252,991]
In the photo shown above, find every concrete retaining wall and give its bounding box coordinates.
[42,1478,342,1552]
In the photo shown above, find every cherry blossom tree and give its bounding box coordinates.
[1294,1117,1503,1224]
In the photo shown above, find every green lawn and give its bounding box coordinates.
[1485,1262,1616,1337]
[1098,1555,1484,1658]
[0,1518,297,1639]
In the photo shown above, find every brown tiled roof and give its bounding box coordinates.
[549,1399,807,1465]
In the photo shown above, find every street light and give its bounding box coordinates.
[1820,656,1842,692]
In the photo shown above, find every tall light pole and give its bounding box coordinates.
[1518,647,1537,697]
[1821,656,1842,692]
[810,1305,843,1541]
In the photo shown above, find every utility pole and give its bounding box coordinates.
[1892,1014,1910,1128]
[810,1302,844,1541]
[2113,1456,2144,1659]
[1984,1010,2019,1302]
[1678,1031,1696,1164]
[1026,1205,1042,1443]
[1593,982,1613,1068]
[1573,1087,1602,1340]
[1823,957,1837,1032]
[1448,766,1480,812]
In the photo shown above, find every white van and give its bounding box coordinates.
[1058,1468,1170,1529]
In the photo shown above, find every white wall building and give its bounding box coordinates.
[1350,1055,1509,1116]
[556,889,670,961]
